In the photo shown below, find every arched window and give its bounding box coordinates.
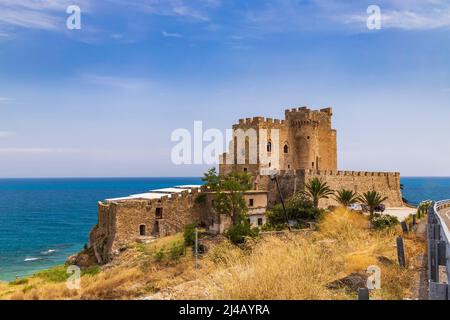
[283,144,289,154]
[267,141,272,153]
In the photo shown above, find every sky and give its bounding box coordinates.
[0,0,449,178]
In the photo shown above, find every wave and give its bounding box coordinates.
[24,257,43,262]
[40,249,57,255]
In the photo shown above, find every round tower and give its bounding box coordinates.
[285,107,335,171]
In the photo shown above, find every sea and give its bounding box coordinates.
[0,176,449,281]
[0,177,202,281]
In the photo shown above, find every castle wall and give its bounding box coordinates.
[258,169,403,209]
[90,189,204,264]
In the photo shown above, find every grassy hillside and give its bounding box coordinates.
[0,209,425,300]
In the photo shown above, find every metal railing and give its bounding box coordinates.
[428,200,450,300]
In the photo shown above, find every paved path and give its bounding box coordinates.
[437,207,450,234]
[383,207,417,221]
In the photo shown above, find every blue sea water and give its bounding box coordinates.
[401,177,450,206]
[0,177,202,281]
[0,176,449,281]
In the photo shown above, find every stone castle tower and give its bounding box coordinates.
[220,107,337,176]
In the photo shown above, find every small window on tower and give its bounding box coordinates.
[243,167,248,172]
[267,141,272,152]
[312,162,315,168]
[249,199,254,207]
[269,162,271,167]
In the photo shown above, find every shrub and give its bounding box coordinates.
[371,214,399,230]
[36,266,69,283]
[195,193,207,204]
[225,219,259,245]
[81,266,101,277]
[154,248,165,262]
[266,193,324,229]
[183,223,197,247]
[169,243,185,261]
[9,278,29,286]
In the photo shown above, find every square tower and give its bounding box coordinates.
[219,106,337,176]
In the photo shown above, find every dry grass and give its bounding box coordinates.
[0,209,425,300]
[204,208,425,300]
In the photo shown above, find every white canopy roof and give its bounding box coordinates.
[151,187,191,193]
[106,192,170,202]
[104,185,201,202]
[174,185,202,189]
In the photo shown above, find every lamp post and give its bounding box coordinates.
[270,172,291,231]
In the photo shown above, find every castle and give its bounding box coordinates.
[88,106,404,264]
[220,107,337,176]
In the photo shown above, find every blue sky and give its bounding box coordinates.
[0,0,449,177]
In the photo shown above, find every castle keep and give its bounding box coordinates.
[219,107,337,176]
[89,106,404,264]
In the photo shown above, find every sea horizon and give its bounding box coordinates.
[0,175,450,179]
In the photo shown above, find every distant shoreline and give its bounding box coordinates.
[0,176,450,180]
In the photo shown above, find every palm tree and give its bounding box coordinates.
[303,177,334,208]
[358,190,388,218]
[334,189,359,207]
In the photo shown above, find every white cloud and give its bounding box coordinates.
[238,0,450,34]
[162,31,182,38]
[0,97,11,103]
[344,9,450,31]
[330,0,450,31]
[0,0,91,31]
[106,0,216,21]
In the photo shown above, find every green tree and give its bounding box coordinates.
[334,189,359,207]
[303,177,334,208]
[213,172,253,225]
[358,190,388,218]
[202,167,220,191]
[225,217,259,244]
[266,192,323,230]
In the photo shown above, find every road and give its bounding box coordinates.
[437,207,450,234]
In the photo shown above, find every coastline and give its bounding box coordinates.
[1,176,450,283]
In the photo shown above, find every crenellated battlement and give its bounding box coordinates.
[284,106,333,117]
[234,116,286,128]
[274,169,400,177]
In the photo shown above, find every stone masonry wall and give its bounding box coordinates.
[257,169,403,209]
[90,189,204,264]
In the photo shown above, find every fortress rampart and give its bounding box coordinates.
[90,188,206,264]
[257,169,403,208]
